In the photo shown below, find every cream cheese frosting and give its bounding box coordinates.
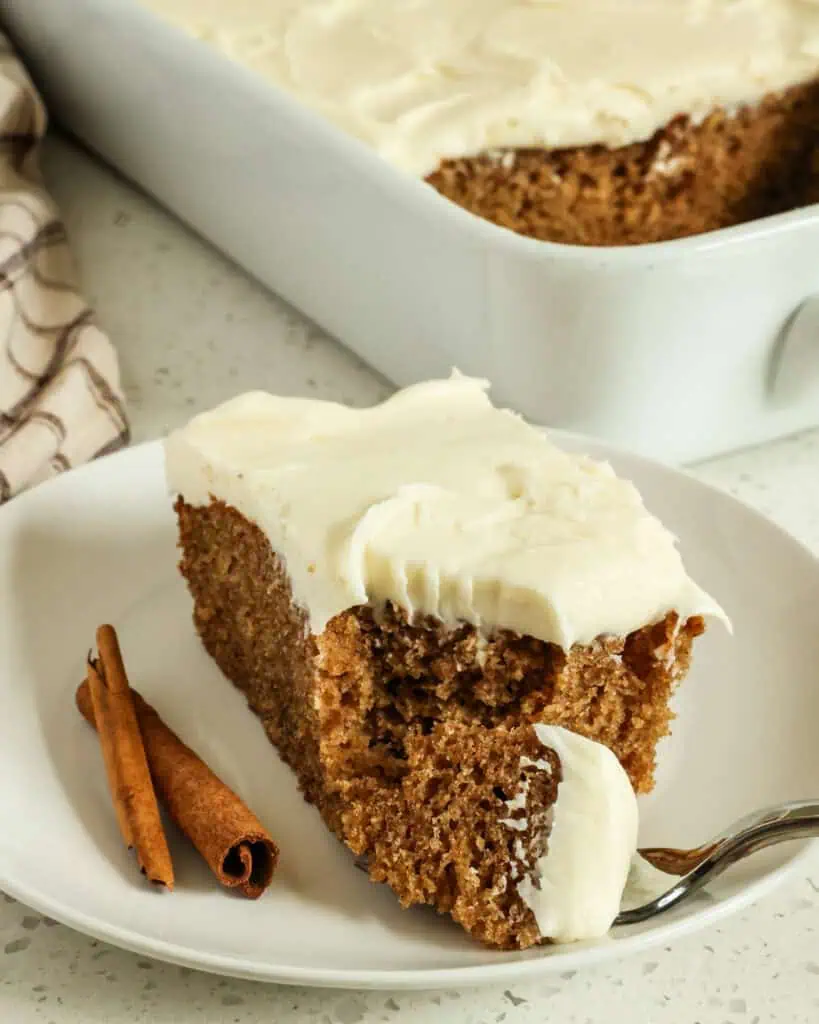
[510,724,639,943]
[141,0,819,176]
[164,375,725,648]
[506,724,677,942]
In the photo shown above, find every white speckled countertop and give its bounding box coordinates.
[2,135,819,1024]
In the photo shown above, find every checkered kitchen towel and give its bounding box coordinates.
[0,38,128,501]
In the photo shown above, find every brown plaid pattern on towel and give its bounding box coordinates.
[0,38,128,501]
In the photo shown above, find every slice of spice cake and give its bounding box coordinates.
[165,376,725,947]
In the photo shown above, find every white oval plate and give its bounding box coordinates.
[0,437,817,990]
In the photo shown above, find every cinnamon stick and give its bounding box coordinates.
[77,670,278,898]
[84,625,174,889]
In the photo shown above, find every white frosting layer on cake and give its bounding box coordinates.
[165,375,724,648]
[141,0,819,175]
[510,724,639,943]
[621,851,680,914]
[506,725,680,942]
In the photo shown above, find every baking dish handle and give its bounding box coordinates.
[770,295,819,407]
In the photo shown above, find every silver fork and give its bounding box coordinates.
[615,799,819,926]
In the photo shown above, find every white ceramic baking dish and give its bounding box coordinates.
[6,0,819,463]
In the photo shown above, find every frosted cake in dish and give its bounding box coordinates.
[165,376,725,948]
[142,0,819,245]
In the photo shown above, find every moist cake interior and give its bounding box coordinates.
[176,496,703,948]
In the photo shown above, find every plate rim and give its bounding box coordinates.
[0,851,811,990]
[0,437,816,989]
